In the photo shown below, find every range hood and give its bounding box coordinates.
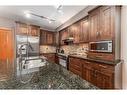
[62,37,74,45]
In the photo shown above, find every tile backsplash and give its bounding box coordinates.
[40,45,56,53]
[60,43,89,57]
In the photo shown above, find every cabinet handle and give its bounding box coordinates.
[96,55,103,58]
[99,64,107,68]
[94,70,97,77]
[85,61,90,63]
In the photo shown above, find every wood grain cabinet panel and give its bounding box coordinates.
[89,7,100,41]
[68,56,121,89]
[16,23,28,35]
[69,58,82,77]
[59,28,68,45]
[99,6,114,40]
[40,30,55,45]
[80,18,89,42]
[42,53,56,63]
[89,6,119,41]
[29,25,40,36]
[16,22,40,36]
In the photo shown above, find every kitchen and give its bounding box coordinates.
[0,5,126,89]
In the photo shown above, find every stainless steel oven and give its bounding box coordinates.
[89,40,112,53]
[58,53,68,69]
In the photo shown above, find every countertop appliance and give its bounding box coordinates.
[89,40,112,53]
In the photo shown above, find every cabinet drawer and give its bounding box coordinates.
[69,67,82,76]
[82,60,98,69]
[69,58,82,66]
[98,63,114,73]
[69,64,82,71]
[88,52,115,61]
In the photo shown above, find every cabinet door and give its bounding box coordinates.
[89,8,100,41]
[82,64,92,82]
[40,30,47,45]
[74,23,80,43]
[80,19,89,42]
[59,29,68,45]
[69,57,82,76]
[47,33,53,45]
[59,30,64,45]
[100,6,114,40]
[96,71,114,89]
[30,26,40,36]
[16,23,28,35]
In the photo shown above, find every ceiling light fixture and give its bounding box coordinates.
[24,11,31,18]
[26,13,31,18]
[57,5,63,15]
[29,12,55,22]
[48,20,52,24]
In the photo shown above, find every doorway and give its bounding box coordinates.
[0,28,14,81]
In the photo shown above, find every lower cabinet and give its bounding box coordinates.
[69,58,82,77]
[41,53,56,63]
[69,56,121,89]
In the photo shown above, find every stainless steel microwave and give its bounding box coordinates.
[89,40,112,53]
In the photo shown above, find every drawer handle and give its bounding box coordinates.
[85,61,90,63]
[96,55,103,58]
[99,64,107,68]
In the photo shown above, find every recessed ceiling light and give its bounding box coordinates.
[48,20,52,24]
[26,13,31,18]
[24,11,31,18]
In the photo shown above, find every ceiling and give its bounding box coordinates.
[0,6,87,31]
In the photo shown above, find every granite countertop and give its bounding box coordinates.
[69,54,122,65]
[0,61,98,89]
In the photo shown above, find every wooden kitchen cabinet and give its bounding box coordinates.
[59,28,68,45]
[16,22,28,35]
[16,22,40,36]
[68,56,122,89]
[69,57,82,77]
[82,60,114,89]
[99,6,114,40]
[89,6,120,41]
[46,32,54,45]
[42,53,56,63]
[79,18,89,42]
[89,7,100,41]
[68,23,80,43]
[40,29,55,45]
[29,25,40,36]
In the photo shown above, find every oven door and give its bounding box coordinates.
[58,56,67,68]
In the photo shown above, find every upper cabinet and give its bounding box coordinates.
[16,22,40,36]
[68,22,80,43]
[99,6,114,40]
[59,17,89,45]
[89,6,119,41]
[29,25,40,36]
[59,28,68,45]
[16,22,28,35]
[79,17,89,43]
[89,7,100,41]
[40,29,55,45]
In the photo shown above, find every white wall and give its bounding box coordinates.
[121,6,127,89]
[0,16,15,29]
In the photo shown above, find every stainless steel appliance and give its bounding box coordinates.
[89,40,112,53]
[58,53,68,69]
[16,35,39,57]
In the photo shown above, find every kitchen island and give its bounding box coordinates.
[0,61,98,89]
